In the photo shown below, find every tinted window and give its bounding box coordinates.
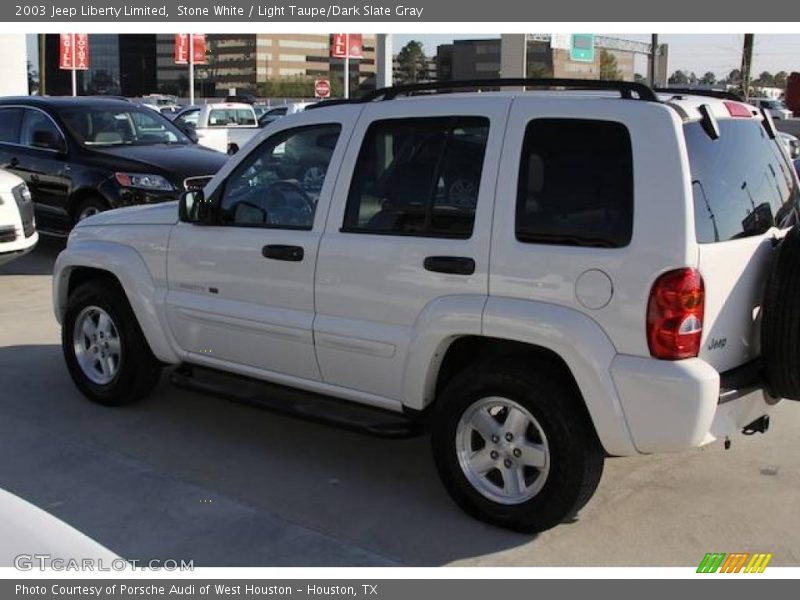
[344,117,489,238]
[21,109,64,149]
[686,120,799,243]
[0,107,23,144]
[516,119,633,248]
[218,124,340,229]
[208,108,256,126]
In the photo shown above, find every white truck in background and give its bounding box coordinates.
[174,102,260,155]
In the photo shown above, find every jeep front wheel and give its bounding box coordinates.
[62,280,161,406]
[431,361,604,532]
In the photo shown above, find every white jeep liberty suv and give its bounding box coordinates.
[53,80,800,532]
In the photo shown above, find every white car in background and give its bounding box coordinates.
[0,170,37,266]
[749,97,793,120]
[257,101,317,127]
[172,102,260,155]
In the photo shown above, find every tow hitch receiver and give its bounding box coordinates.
[743,415,770,436]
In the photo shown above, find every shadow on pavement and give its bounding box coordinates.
[0,237,64,277]
[0,344,554,566]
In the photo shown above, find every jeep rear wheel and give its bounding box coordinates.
[62,280,161,406]
[431,360,604,532]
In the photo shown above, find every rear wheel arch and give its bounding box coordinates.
[432,336,599,440]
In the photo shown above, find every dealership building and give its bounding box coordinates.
[33,33,377,98]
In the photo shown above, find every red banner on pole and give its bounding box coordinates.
[59,33,74,69]
[176,34,207,64]
[174,34,189,64]
[74,34,89,70]
[60,34,89,70]
[192,34,207,65]
[330,34,363,59]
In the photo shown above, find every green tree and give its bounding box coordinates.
[774,71,788,89]
[757,71,774,86]
[396,40,427,83]
[726,68,742,85]
[599,50,620,80]
[669,70,689,85]
[700,71,716,85]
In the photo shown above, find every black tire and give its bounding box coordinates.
[431,360,604,533]
[62,279,161,406]
[73,196,108,225]
[761,226,800,400]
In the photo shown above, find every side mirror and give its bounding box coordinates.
[178,190,211,224]
[178,122,199,143]
[33,130,65,152]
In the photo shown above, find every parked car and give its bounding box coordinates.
[54,80,800,533]
[0,488,120,566]
[173,102,260,154]
[258,102,316,128]
[0,170,37,265]
[0,97,227,234]
[778,131,800,158]
[749,97,793,120]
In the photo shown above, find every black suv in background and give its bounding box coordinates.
[0,97,229,234]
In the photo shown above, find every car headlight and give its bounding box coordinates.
[114,172,174,191]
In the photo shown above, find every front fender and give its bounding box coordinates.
[53,240,181,364]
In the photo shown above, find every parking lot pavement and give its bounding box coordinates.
[1,240,799,567]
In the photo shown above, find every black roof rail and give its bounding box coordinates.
[360,78,658,102]
[654,87,744,101]
[305,98,364,110]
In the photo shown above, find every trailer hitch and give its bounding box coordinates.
[743,415,770,436]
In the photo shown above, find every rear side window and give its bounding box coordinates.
[343,117,489,238]
[0,107,23,144]
[208,108,256,127]
[686,120,799,243]
[516,119,634,248]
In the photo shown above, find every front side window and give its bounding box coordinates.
[218,124,341,229]
[516,118,634,248]
[343,117,489,238]
[20,109,64,150]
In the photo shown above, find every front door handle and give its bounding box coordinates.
[262,244,304,262]
[423,256,476,275]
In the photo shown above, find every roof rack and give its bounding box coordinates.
[654,87,744,101]
[361,78,659,102]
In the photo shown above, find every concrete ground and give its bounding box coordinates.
[1,239,799,567]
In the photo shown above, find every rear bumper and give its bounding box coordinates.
[611,355,780,454]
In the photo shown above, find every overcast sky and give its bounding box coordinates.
[394,34,800,78]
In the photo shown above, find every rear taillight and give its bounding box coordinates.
[647,268,705,360]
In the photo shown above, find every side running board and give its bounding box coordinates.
[169,365,423,439]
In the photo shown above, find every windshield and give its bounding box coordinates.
[58,106,191,146]
[686,119,799,243]
[765,100,785,109]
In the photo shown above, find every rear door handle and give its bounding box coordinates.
[262,244,304,262]
[423,256,476,275]
[9,157,19,168]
